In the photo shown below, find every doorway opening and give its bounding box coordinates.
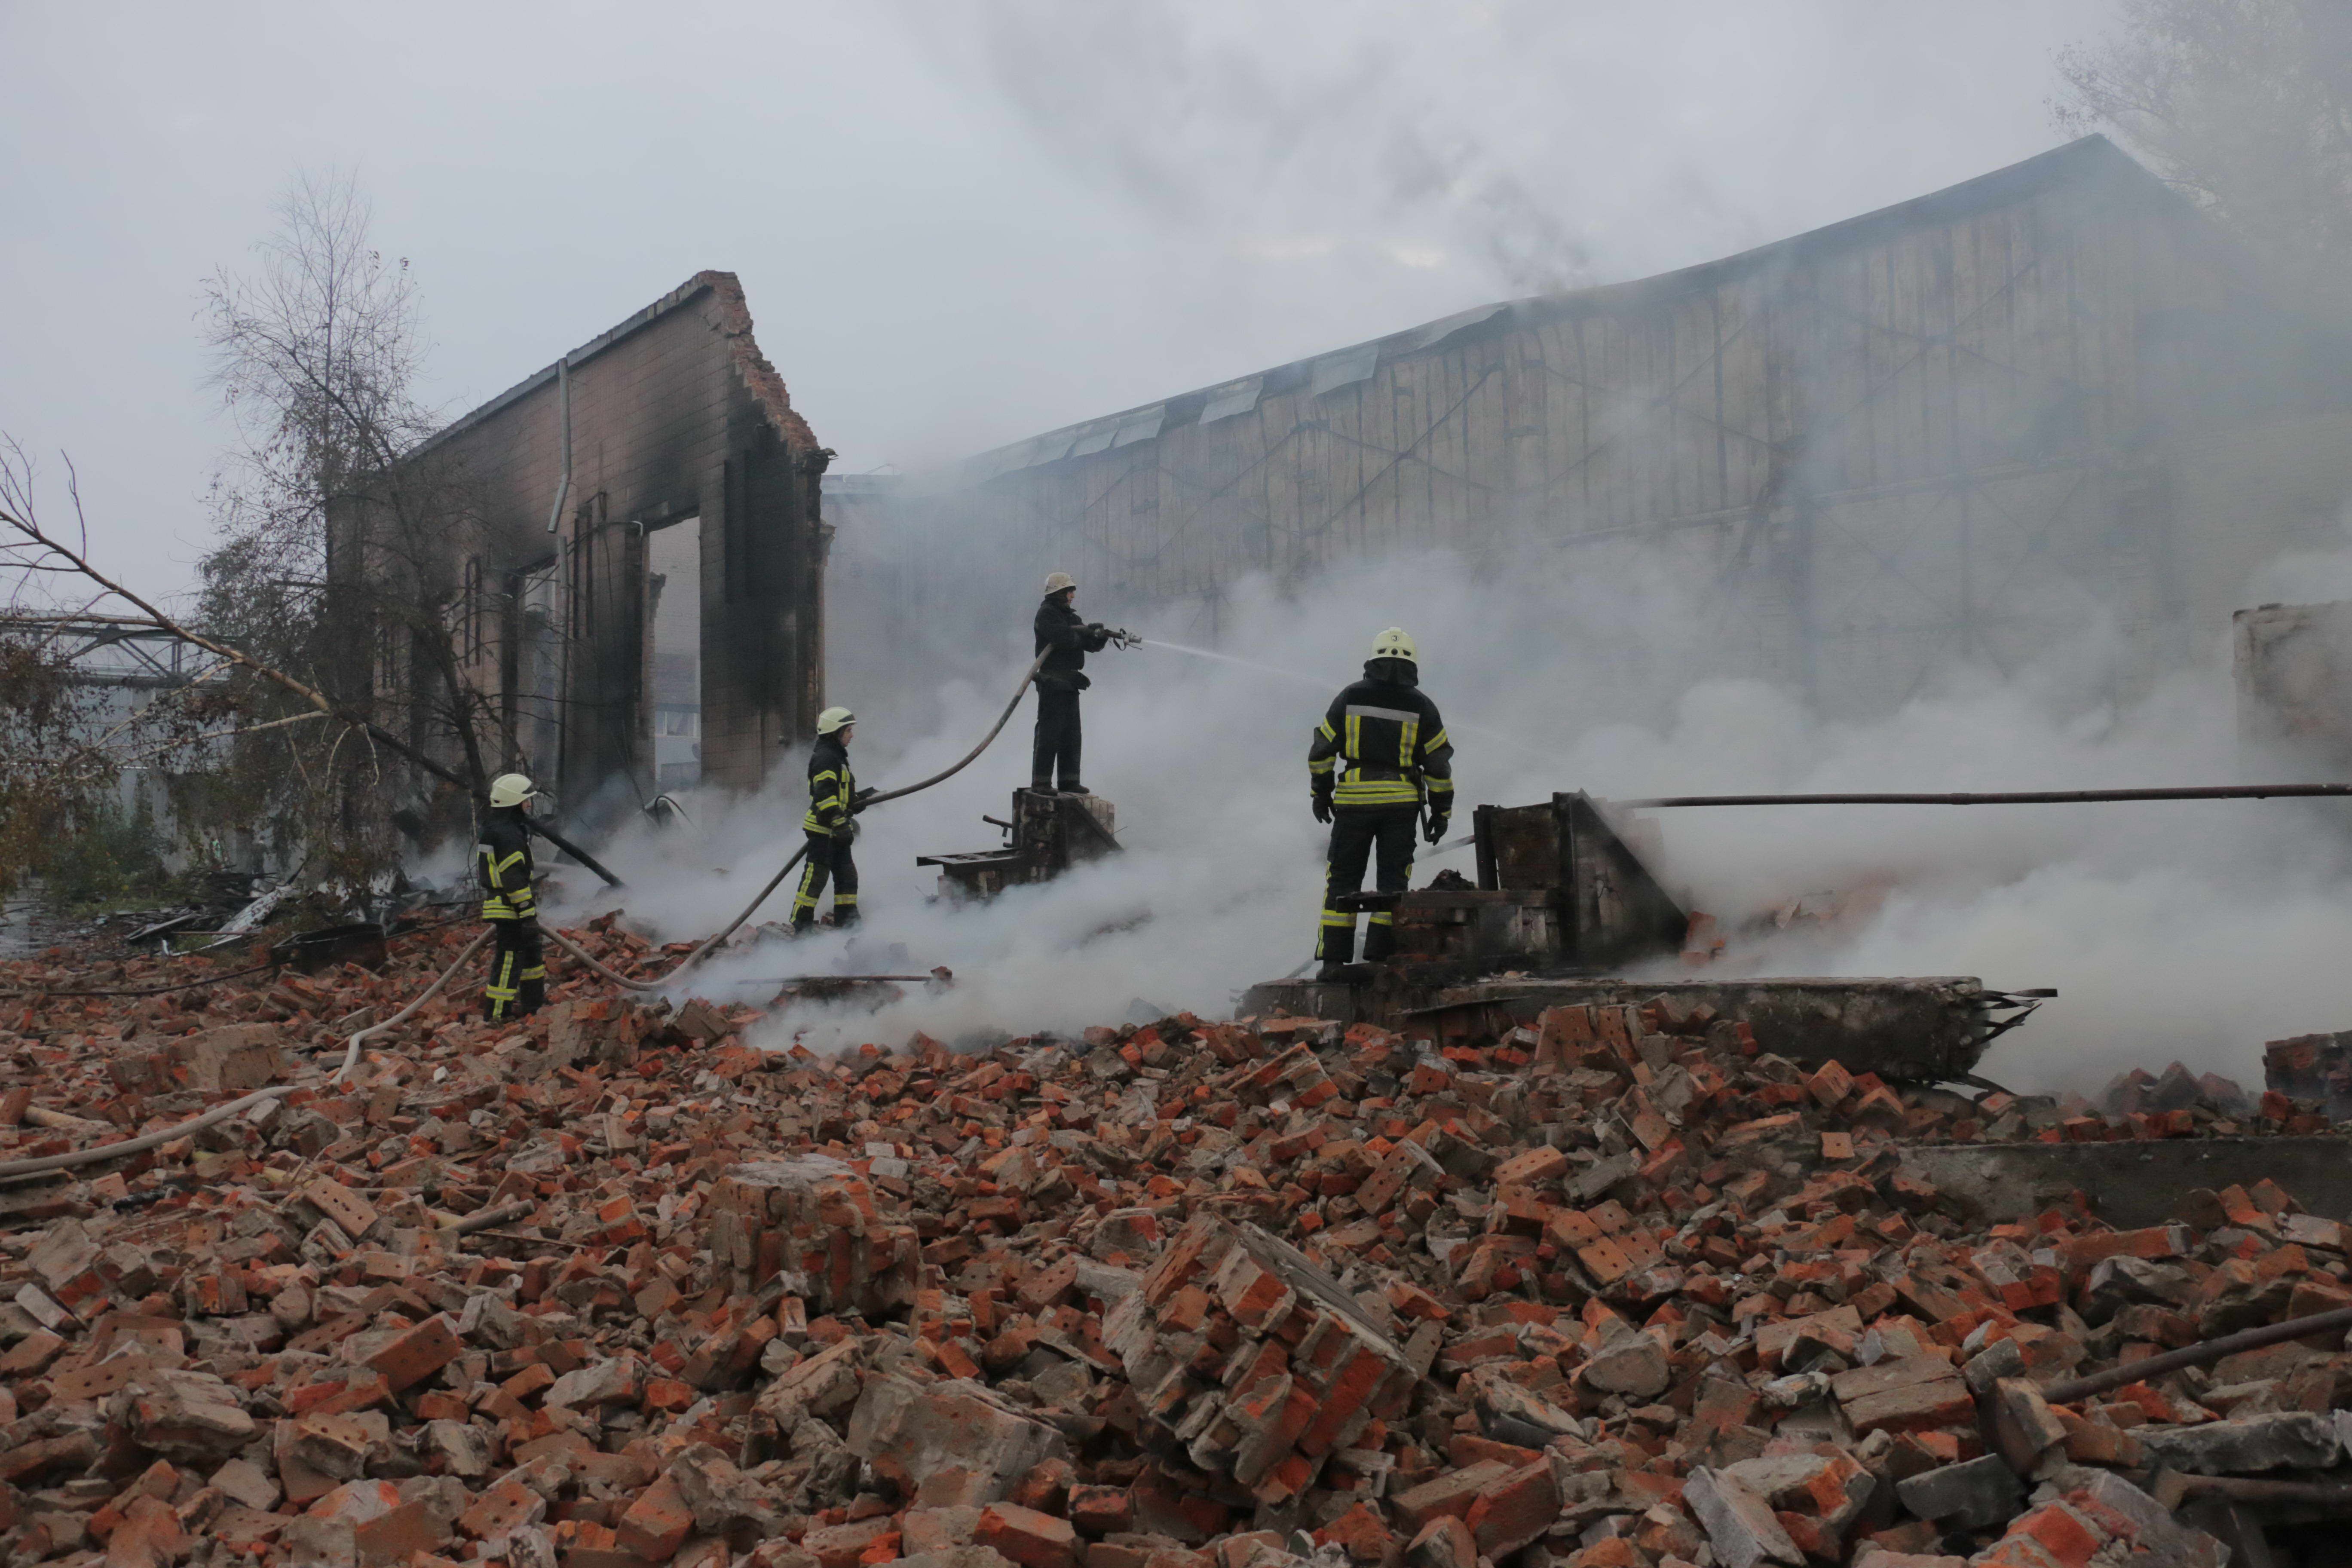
[646,518,703,790]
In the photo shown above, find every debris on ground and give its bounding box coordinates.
[0,925,2348,1566]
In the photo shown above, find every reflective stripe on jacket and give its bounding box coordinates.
[477,808,537,921]
[1308,664,1454,810]
[802,734,856,836]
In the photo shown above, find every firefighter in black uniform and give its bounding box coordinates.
[478,772,548,1021]
[1307,628,1454,979]
[1032,571,1112,794]
[792,705,868,931]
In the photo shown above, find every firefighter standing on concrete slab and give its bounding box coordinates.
[1308,628,1454,979]
[792,706,869,931]
[478,773,548,1021]
[1032,571,1112,795]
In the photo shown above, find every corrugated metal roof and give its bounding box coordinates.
[1310,342,1380,398]
[1026,429,1078,467]
[1068,420,1120,459]
[958,138,2183,482]
[1407,303,1507,352]
[1199,377,1262,425]
[1112,405,1166,447]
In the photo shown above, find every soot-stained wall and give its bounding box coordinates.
[407,272,833,806]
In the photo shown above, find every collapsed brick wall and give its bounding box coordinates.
[5,929,2352,1568]
[397,271,830,799]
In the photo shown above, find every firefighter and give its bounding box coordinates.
[792,705,868,931]
[478,772,548,1021]
[1032,571,1112,794]
[1307,628,1454,979]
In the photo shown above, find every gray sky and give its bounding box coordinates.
[0,1,2110,600]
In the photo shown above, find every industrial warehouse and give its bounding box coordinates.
[14,12,2352,1566]
[829,138,2352,722]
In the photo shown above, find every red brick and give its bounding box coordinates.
[805,1517,899,1568]
[1069,1485,1133,1537]
[977,1502,1080,1568]
[1314,1503,1395,1563]
[616,1472,694,1562]
[1407,1516,1477,1568]
[459,1478,544,1542]
[354,1500,449,1567]
[364,1314,462,1392]
[1462,1462,1559,1557]
[2009,1503,2104,1568]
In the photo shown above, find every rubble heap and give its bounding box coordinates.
[0,926,2345,1568]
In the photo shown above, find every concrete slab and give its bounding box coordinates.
[1240,974,2039,1083]
[1898,1135,2352,1228]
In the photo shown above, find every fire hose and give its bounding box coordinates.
[0,648,1054,1179]
[541,650,1054,992]
[0,931,490,1182]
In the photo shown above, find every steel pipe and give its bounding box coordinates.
[1620,784,2352,808]
[2041,1303,2352,1405]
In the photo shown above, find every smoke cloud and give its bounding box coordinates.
[900,2,2098,306]
[548,520,2352,1097]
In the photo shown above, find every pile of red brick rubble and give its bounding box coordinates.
[0,919,2346,1568]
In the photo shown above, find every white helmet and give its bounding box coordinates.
[1044,571,1077,595]
[488,773,537,809]
[817,706,856,735]
[1371,627,1418,662]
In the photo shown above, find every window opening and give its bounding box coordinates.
[462,557,483,663]
[516,559,562,780]
[646,517,703,790]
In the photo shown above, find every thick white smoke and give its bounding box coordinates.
[549,540,2352,1095]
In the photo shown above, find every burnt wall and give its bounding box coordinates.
[411,273,829,805]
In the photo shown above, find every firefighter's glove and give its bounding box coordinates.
[837,819,861,843]
[851,787,877,814]
[1424,814,1449,845]
[1312,794,1333,825]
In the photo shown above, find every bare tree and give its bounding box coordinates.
[0,442,620,901]
[0,454,122,900]
[199,171,505,879]
[0,174,618,909]
[2055,0,2352,321]
[205,171,431,599]
[0,446,220,903]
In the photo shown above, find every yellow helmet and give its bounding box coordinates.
[488,773,537,809]
[1044,571,1077,595]
[1371,627,1418,662]
[817,706,856,735]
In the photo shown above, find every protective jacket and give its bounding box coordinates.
[477,808,538,921]
[1308,658,1455,812]
[802,734,856,836]
[1034,595,1111,692]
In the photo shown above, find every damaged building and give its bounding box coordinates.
[830,136,2352,718]
[346,271,834,815]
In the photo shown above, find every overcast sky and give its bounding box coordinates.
[0,1,2112,600]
